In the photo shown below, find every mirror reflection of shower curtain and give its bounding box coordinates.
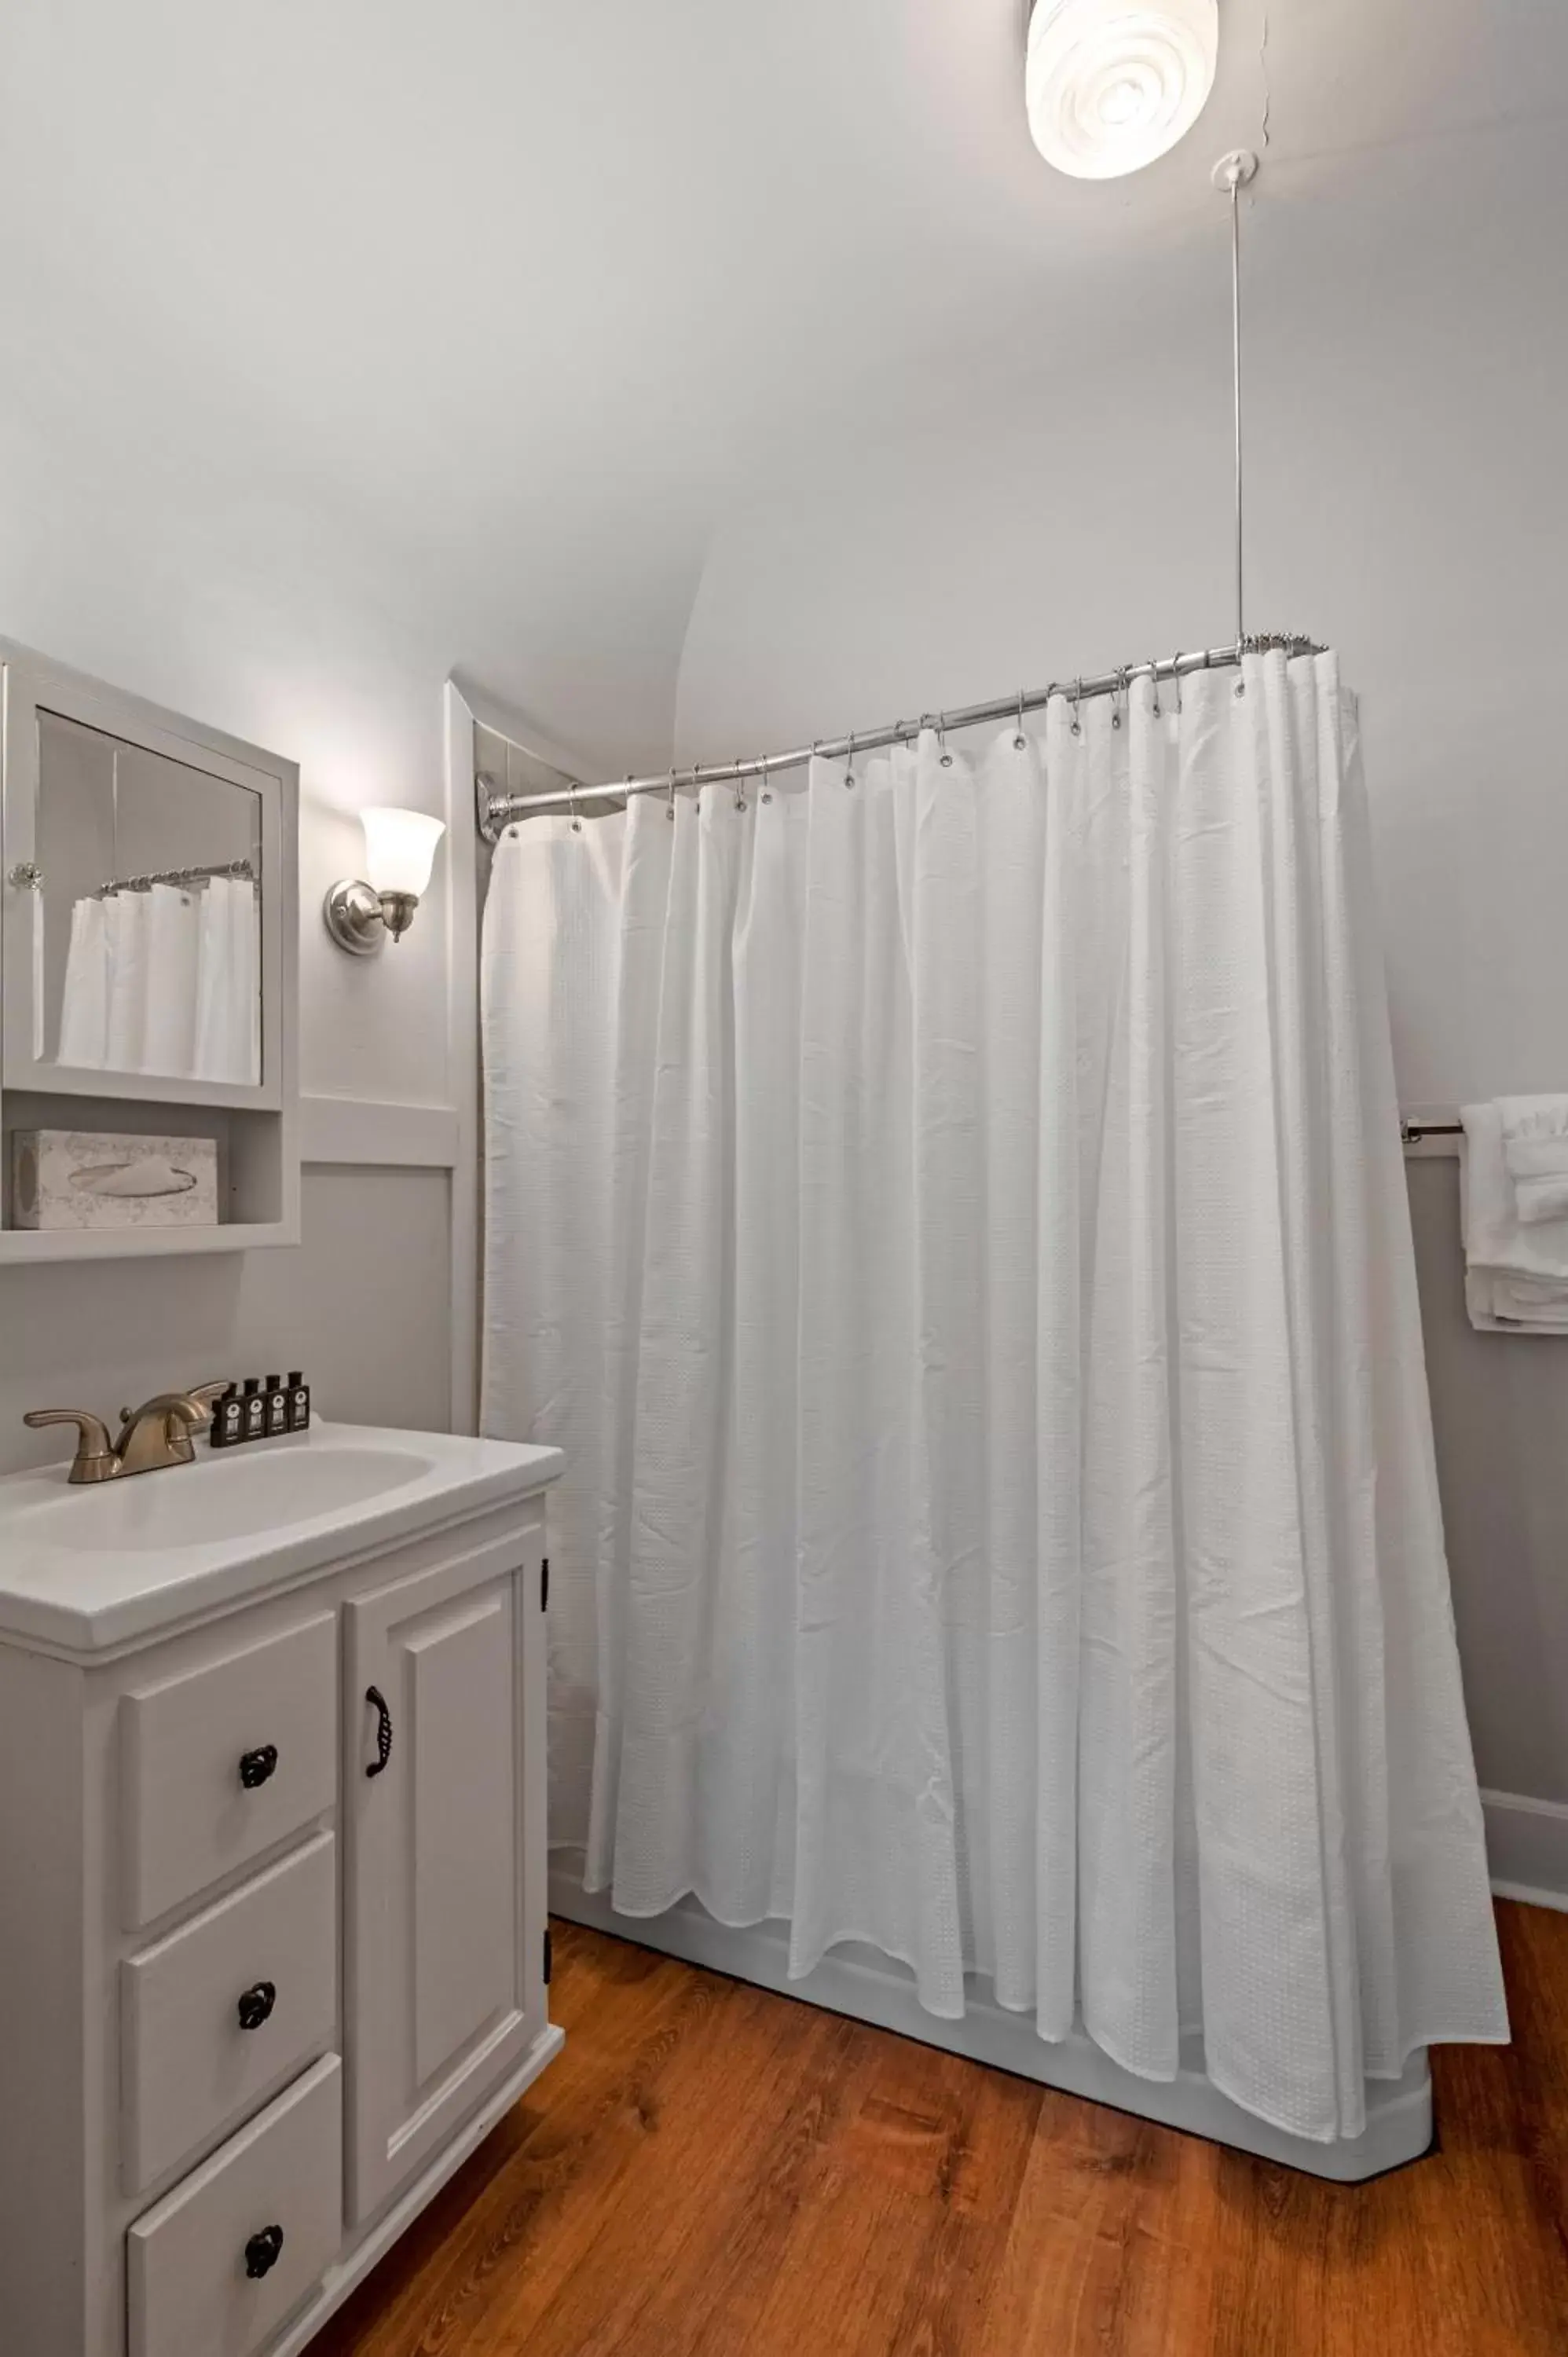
[57,874,259,1083]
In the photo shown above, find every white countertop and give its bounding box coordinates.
[0,1421,564,1655]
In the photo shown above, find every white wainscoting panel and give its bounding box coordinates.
[301,1096,460,1169]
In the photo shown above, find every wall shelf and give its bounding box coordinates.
[0,1219,295,1265]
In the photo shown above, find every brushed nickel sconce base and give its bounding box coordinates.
[324,878,419,955]
[324,878,386,955]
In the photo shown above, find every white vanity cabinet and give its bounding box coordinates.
[0,1424,565,2357]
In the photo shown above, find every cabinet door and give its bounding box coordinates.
[344,1523,544,2221]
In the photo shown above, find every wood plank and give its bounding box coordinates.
[306,1901,1568,2357]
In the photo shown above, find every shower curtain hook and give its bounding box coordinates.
[938,715,953,768]
[1014,689,1028,751]
[1173,657,1184,717]
[760,753,772,805]
[1112,668,1127,731]
[666,767,677,822]
[844,731,856,789]
[1070,680,1083,738]
[1148,659,1162,719]
[569,777,583,834]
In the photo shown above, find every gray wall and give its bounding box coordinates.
[0,1166,453,1460]
[1411,1160,1568,1806]
[0,456,471,1468]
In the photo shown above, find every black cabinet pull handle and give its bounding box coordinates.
[236,1980,277,2031]
[365,1685,393,1778]
[244,2224,284,2278]
[238,1744,278,1791]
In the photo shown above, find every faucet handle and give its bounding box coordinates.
[22,1409,118,1484]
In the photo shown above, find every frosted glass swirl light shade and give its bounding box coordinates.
[1026,0,1218,179]
[360,807,444,897]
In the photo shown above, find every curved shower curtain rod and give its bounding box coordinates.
[475,632,1326,836]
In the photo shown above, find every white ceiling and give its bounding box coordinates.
[0,0,1559,770]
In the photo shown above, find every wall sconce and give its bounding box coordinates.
[324,807,445,955]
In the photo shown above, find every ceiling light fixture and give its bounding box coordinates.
[1025,0,1219,180]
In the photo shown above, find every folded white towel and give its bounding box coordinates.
[1498,1094,1568,1224]
[1464,1273,1568,1332]
[1460,1100,1568,1332]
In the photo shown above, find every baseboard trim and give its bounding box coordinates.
[301,1094,460,1168]
[1491,1879,1568,1913]
[1484,1789,1568,1912]
[548,1861,1431,2183]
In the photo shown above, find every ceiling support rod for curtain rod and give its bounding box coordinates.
[475,629,1324,834]
[1212,148,1259,647]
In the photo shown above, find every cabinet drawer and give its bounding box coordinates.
[121,1615,337,1928]
[121,1831,337,2195]
[127,2053,343,2357]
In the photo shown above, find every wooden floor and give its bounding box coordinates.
[308,1901,1568,2357]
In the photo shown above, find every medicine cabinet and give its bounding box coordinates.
[0,640,299,1259]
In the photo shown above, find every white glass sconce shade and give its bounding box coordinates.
[323,806,445,955]
[359,807,444,898]
[1026,0,1219,180]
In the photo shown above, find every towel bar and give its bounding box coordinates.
[1401,1113,1464,1157]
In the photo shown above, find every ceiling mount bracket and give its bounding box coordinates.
[1211,147,1259,192]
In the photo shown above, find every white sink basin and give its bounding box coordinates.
[0,1421,565,1654]
[9,1439,436,1554]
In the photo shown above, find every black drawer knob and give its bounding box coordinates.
[238,1744,278,1790]
[244,2224,284,2279]
[236,1980,277,2031]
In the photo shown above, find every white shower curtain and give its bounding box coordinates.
[482,647,1507,2143]
[58,874,259,1083]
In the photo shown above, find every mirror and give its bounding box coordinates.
[35,709,262,1085]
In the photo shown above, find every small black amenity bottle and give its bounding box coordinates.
[264,1374,289,1438]
[241,1377,266,1442]
[211,1384,244,1449]
[286,1371,310,1432]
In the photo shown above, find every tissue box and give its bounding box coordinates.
[10,1129,219,1230]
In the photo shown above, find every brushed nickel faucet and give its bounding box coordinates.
[24,1384,230,1483]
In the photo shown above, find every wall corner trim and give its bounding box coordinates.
[301,1094,460,1169]
[442,680,482,1439]
[1483,1788,1568,1912]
